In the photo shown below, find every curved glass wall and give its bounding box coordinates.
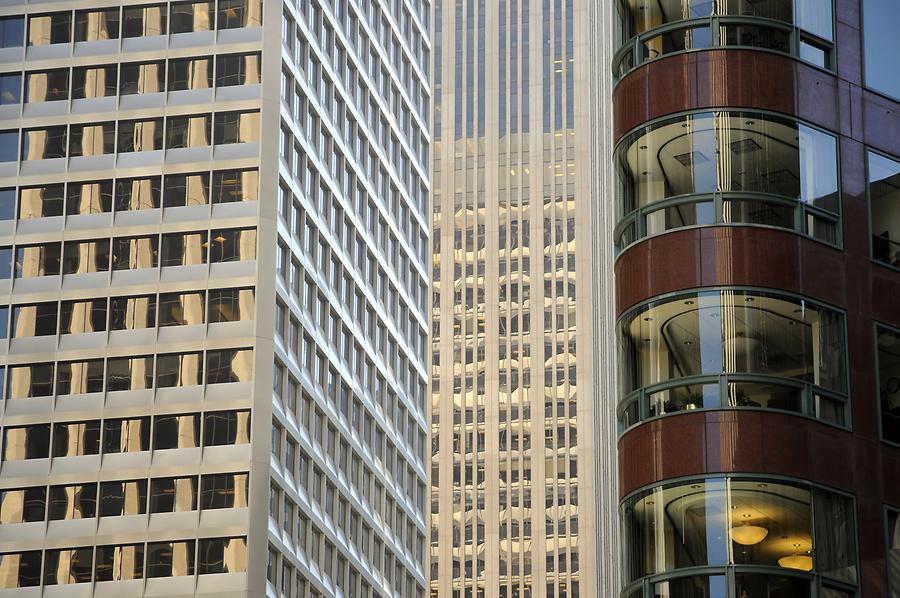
[618,289,847,430]
[614,0,834,78]
[620,477,858,597]
[615,111,839,249]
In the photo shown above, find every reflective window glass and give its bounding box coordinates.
[0,132,17,162]
[212,168,259,202]
[28,13,72,46]
[72,65,117,99]
[163,172,209,206]
[19,184,64,219]
[118,118,163,152]
[98,480,147,517]
[2,425,51,460]
[66,180,112,215]
[25,69,68,102]
[200,472,249,509]
[12,303,58,337]
[56,360,105,395]
[206,349,254,384]
[107,356,153,391]
[149,476,197,513]
[198,537,247,574]
[0,73,21,105]
[52,421,101,457]
[111,236,159,270]
[868,151,900,267]
[153,413,200,448]
[22,126,67,160]
[103,417,151,453]
[160,232,207,266]
[203,410,251,445]
[110,296,156,330]
[62,241,111,274]
[0,487,46,524]
[170,2,213,34]
[123,5,167,37]
[0,17,25,48]
[69,122,116,157]
[7,365,54,399]
[115,176,161,211]
[214,110,261,144]
[43,547,93,585]
[878,326,900,444]
[0,189,14,219]
[16,244,62,277]
[208,287,255,322]
[59,299,106,334]
[168,58,212,91]
[120,61,164,94]
[74,9,120,42]
[217,0,262,29]
[0,551,41,588]
[159,292,205,326]
[216,52,261,86]
[95,544,144,581]
[47,484,97,520]
[209,228,257,262]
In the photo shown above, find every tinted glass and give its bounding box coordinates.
[200,472,249,509]
[123,5,167,37]
[103,417,151,453]
[153,413,200,448]
[98,480,147,516]
[0,487,46,523]
[0,17,25,48]
[47,484,97,520]
[95,544,144,581]
[146,540,195,577]
[0,73,21,105]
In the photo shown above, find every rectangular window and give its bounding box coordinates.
[153,413,200,448]
[52,421,101,457]
[217,0,262,29]
[62,240,110,274]
[216,52,261,86]
[209,228,256,262]
[111,236,159,270]
[864,0,900,99]
[19,184,64,219]
[878,325,900,444]
[205,350,254,384]
[118,118,163,152]
[66,180,113,215]
[120,61,164,94]
[0,131,17,162]
[115,176,161,211]
[12,303,58,337]
[198,537,247,574]
[147,540,195,577]
[74,9,120,42]
[7,365,54,399]
[0,487,46,524]
[0,73,21,105]
[170,2,212,34]
[212,168,258,203]
[168,57,212,91]
[72,65,117,99]
[149,476,197,513]
[200,472,248,509]
[56,360,105,395]
[0,17,25,48]
[106,356,153,391]
[214,110,260,144]
[28,13,72,45]
[166,113,211,148]
[98,480,147,516]
[95,544,144,581]
[22,126,66,160]
[161,232,208,266]
[59,299,106,334]
[123,5,167,37]
[868,151,900,268]
[208,287,255,322]
[0,551,41,588]
[2,425,50,460]
[44,548,93,585]
[70,122,115,157]
[155,354,202,388]
[15,244,61,278]
[203,410,251,445]
[25,69,69,102]
[102,417,151,453]
[163,172,209,206]
[47,483,96,520]
[109,296,156,330]
[158,292,205,327]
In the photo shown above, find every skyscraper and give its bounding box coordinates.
[429,1,617,597]
[613,0,900,596]
[0,1,430,597]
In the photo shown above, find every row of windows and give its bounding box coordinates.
[1,410,250,460]
[0,169,258,220]
[0,287,254,339]
[0,348,253,400]
[1,53,260,106]
[0,1,261,48]
[0,227,257,278]
[0,110,260,162]
[0,471,248,524]
[0,537,247,589]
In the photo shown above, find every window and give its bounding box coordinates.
[15,244,61,278]
[110,296,156,330]
[216,52,261,86]
[7,365,54,399]
[0,551,41,588]
[217,0,262,29]
[115,176,161,211]
[615,111,840,247]
[168,57,212,91]
[878,325,900,445]
[0,73,21,105]
[214,110,261,144]
[59,299,106,334]
[52,421,101,457]
[123,5,167,37]
[208,287,255,322]
[147,540,195,577]
[74,9,120,42]
[2,425,51,460]
[44,548,93,585]
[621,477,857,596]
[47,484,96,520]
[889,508,900,598]
[71,65,117,99]
[203,410,251,445]
[28,13,72,46]
[200,472,249,509]
[198,537,247,574]
[25,69,68,102]
[19,184,64,219]
[103,417,151,453]
[0,17,25,48]
[212,168,259,202]
[209,228,257,262]
[62,240,110,274]
[155,353,202,388]
[111,236,159,270]
[120,61,164,94]
[95,544,144,581]
[154,413,200,448]
[22,126,66,160]
[56,360,105,395]
[107,356,154,391]
[170,2,213,34]
[159,292,205,326]
[118,118,163,152]
[149,477,197,513]
[12,303,58,337]
[98,480,147,517]
[863,0,900,100]
[163,172,209,206]
[868,151,900,267]
[66,180,113,215]
[161,232,207,266]
[0,131,17,162]
[70,122,116,156]
[0,487,46,524]
[206,350,254,384]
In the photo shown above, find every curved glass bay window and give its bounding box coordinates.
[620,477,858,597]
[618,289,847,429]
[615,111,839,248]
[614,0,834,77]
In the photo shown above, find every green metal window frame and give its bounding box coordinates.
[620,473,861,598]
[616,286,851,434]
[614,109,843,252]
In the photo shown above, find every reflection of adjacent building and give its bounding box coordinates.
[612,0,900,596]
[430,1,615,597]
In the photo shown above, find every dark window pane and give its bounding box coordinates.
[166,114,212,149]
[212,169,259,203]
[214,110,260,144]
[28,13,72,46]
[216,53,261,86]
[109,296,156,330]
[115,176,161,211]
[44,547,94,584]
[205,350,254,384]
[0,487,46,523]
[160,232,207,266]
[62,241,111,274]
[118,118,163,152]
[56,360,105,395]
[0,17,25,48]
[12,303,58,337]
[0,73,22,105]
[198,537,247,574]
[0,551,41,588]
[217,0,261,29]
[103,417,151,453]
[66,180,113,215]
[146,541,195,577]
[2,425,50,460]
[47,484,96,520]
[200,472,248,509]
[95,544,144,581]
[123,5,167,37]
[149,476,197,513]
[210,228,257,262]
[163,173,210,206]
[153,413,200,448]
[170,2,213,34]
[0,248,11,280]
[0,189,15,218]
[208,288,255,322]
[69,122,116,157]
[879,326,900,443]
[25,69,69,102]
[52,421,101,457]
[203,410,251,445]
[0,132,17,162]
[19,184,64,219]
[98,480,147,517]
[22,126,67,160]
[106,356,153,391]
[74,9,120,42]
[71,65,118,99]
[111,236,159,270]
[16,244,62,277]
[59,299,106,334]
[120,61,164,94]
[168,58,212,91]
[7,365,54,399]
[159,292,205,327]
